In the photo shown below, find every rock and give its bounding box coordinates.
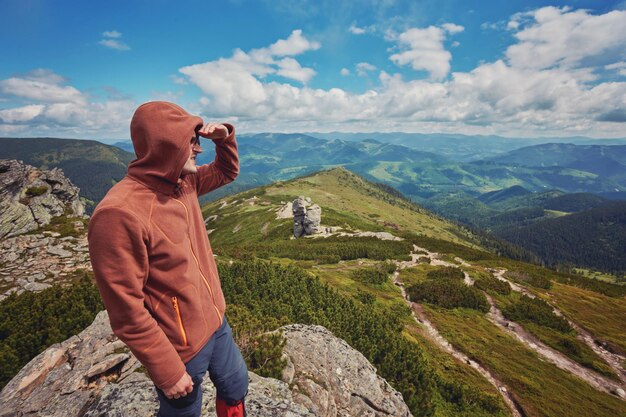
[23,282,51,292]
[0,160,85,239]
[0,314,411,417]
[46,244,73,258]
[292,197,322,238]
[279,324,411,417]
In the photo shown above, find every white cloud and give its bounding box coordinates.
[605,61,626,76]
[4,7,626,139]
[389,23,464,80]
[0,70,85,103]
[356,62,376,76]
[179,29,320,111]
[102,30,122,38]
[0,69,135,138]
[506,7,626,70]
[0,104,45,123]
[268,29,320,56]
[99,30,130,51]
[99,39,130,51]
[276,57,316,83]
[349,24,366,35]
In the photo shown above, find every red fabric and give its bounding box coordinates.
[88,101,239,390]
[216,398,246,417]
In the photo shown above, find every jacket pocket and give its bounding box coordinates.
[171,296,188,346]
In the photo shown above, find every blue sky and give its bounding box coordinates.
[1,0,625,140]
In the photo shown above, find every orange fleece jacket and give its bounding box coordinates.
[87,102,239,390]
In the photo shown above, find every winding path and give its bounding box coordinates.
[400,246,626,400]
[490,269,626,386]
[392,245,524,417]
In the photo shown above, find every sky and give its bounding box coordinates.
[1,0,625,141]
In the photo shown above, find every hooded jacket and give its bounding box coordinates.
[87,101,239,390]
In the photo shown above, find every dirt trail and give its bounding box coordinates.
[393,246,524,417]
[490,269,626,386]
[403,248,626,399]
[484,292,625,398]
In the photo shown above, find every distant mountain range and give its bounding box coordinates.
[304,132,626,161]
[3,134,626,208]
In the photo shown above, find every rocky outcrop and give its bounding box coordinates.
[280,324,411,416]
[293,196,322,237]
[0,159,85,239]
[0,312,411,417]
[0,231,91,301]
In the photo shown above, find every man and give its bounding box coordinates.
[88,101,248,417]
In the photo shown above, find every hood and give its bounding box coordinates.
[127,101,204,195]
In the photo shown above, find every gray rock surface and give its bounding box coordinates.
[293,196,322,238]
[0,313,411,417]
[0,159,85,239]
[280,324,412,417]
[0,232,91,301]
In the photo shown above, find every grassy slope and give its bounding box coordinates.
[200,166,626,416]
[424,306,626,417]
[204,166,473,247]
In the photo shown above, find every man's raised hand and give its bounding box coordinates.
[198,123,229,141]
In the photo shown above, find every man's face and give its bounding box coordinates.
[180,134,202,176]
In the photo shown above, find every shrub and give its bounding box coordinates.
[351,261,397,285]
[0,271,102,389]
[426,266,464,281]
[501,295,571,332]
[25,186,48,197]
[505,270,551,289]
[406,279,489,312]
[474,275,511,295]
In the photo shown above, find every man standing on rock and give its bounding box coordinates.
[88,101,248,417]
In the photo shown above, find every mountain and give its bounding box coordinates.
[2,165,626,417]
[108,136,626,203]
[0,138,134,211]
[478,185,532,205]
[485,143,626,171]
[499,201,626,273]
[422,185,623,273]
[306,132,626,161]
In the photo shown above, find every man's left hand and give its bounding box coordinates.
[198,123,229,140]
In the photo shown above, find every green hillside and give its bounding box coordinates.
[197,166,626,416]
[202,166,476,249]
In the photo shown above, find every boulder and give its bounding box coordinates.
[0,159,85,239]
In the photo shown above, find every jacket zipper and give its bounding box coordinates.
[171,296,188,346]
[173,197,223,327]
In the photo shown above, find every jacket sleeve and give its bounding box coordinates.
[193,123,240,196]
[87,206,186,390]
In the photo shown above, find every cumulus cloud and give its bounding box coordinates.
[0,69,135,138]
[506,7,626,70]
[176,11,625,136]
[99,30,130,51]
[0,69,85,103]
[349,23,366,35]
[389,23,464,80]
[356,62,376,76]
[605,61,626,76]
[3,7,626,138]
[179,29,320,112]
